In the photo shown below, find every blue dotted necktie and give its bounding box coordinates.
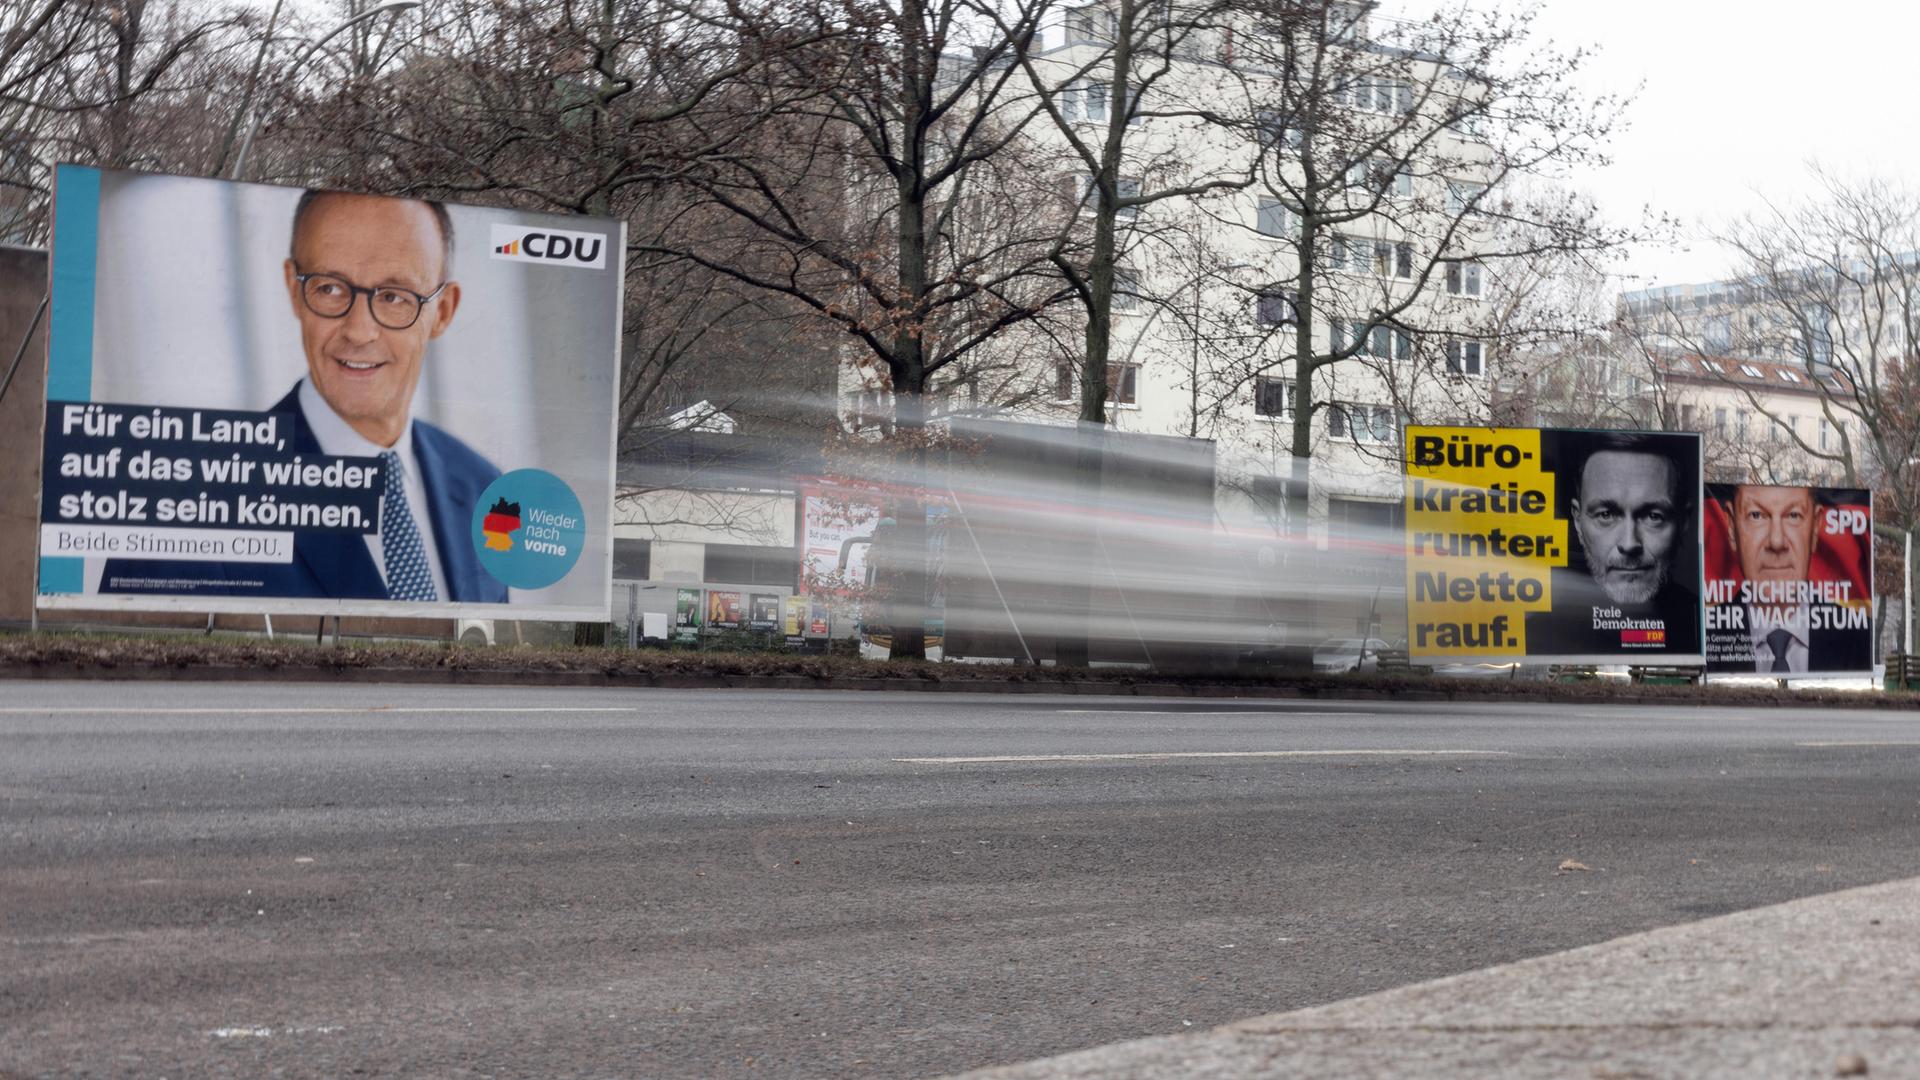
[379,450,437,602]
[1765,628,1793,673]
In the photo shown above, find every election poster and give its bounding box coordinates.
[706,590,743,629]
[748,592,780,632]
[1405,426,1704,664]
[673,587,701,640]
[37,165,624,619]
[1703,484,1873,676]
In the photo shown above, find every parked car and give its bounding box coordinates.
[1313,637,1389,674]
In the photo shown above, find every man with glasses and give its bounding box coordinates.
[102,189,508,603]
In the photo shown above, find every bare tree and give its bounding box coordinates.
[637,0,1085,660]
[1011,0,1250,424]
[1619,169,1920,634]
[0,0,244,241]
[1225,1,1634,525]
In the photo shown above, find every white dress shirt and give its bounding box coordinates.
[297,379,449,601]
[1747,601,1810,674]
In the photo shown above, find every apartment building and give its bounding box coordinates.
[1649,353,1857,486]
[838,1,1502,558]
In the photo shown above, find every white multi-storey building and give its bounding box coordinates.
[843,0,1503,558]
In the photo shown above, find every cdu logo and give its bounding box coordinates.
[489,223,608,269]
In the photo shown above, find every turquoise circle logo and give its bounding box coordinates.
[472,469,586,590]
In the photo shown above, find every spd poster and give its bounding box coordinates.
[1703,484,1872,675]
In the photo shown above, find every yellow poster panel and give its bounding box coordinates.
[1404,427,1568,659]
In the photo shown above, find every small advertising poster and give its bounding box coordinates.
[706,590,743,629]
[37,166,623,619]
[1703,484,1873,676]
[807,598,831,638]
[1405,426,1704,664]
[798,489,880,594]
[782,595,807,639]
[673,587,701,640]
[748,593,779,632]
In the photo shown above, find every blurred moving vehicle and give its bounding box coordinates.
[1313,637,1389,674]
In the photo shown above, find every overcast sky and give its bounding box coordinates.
[1474,0,1920,293]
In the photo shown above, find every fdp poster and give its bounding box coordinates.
[1703,484,1872,675]
[1404,426,1704,663]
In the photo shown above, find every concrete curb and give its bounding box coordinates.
[949,875,1920,1079]
[0,658,1910,709]
[0,653,1912,711]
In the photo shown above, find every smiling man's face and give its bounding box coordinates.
[283,194,459,448]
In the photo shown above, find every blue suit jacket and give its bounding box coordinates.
[99,385,509,603]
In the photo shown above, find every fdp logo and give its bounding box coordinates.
[489,223,608,269]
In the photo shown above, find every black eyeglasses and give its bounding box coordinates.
[293,270,449,330]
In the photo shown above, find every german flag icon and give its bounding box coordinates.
[482,497,522,552]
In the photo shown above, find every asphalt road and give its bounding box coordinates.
[5,682,1920,1079]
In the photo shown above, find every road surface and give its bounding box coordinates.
[5,682,1920,1077]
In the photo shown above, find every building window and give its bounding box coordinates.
[1254,377,1293,418]
[1065,5,1117,42]
[1350,158,1411,198]
[1327,1,1362,42]
[1346,77,1411,115]
[1256,288,1297,325]
[1704,313,1732,352]
[1778,368,1801,383]
[1445,179,1486,216]
[1256,197,1294,238]
[1444,96,1482,137]
[705,543,799,587]
[1714,407,1727,437]
[1368,239,1412,278]
[1444,259,1482,297]
[1802,302,1832,364]
[1061,80,1108,123]
[1327,233,1352,271]
[1338,321,1409,359]
[1112,267,1142,312]
[1739,363,1762,378]
[1347,320,1370,354]
[1072,174,1140,218]
[1736,409,1749,437]
[613,538,652,581]
[1056,362,1139,405]
[1328,402,1396,444]
[1256,110,1304,151]
[1444,339,1484,376]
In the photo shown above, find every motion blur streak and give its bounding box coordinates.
[634,416,1421,671]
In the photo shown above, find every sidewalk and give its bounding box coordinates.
[954,875,1920,1079]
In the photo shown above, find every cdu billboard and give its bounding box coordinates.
[37,165,623,619]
